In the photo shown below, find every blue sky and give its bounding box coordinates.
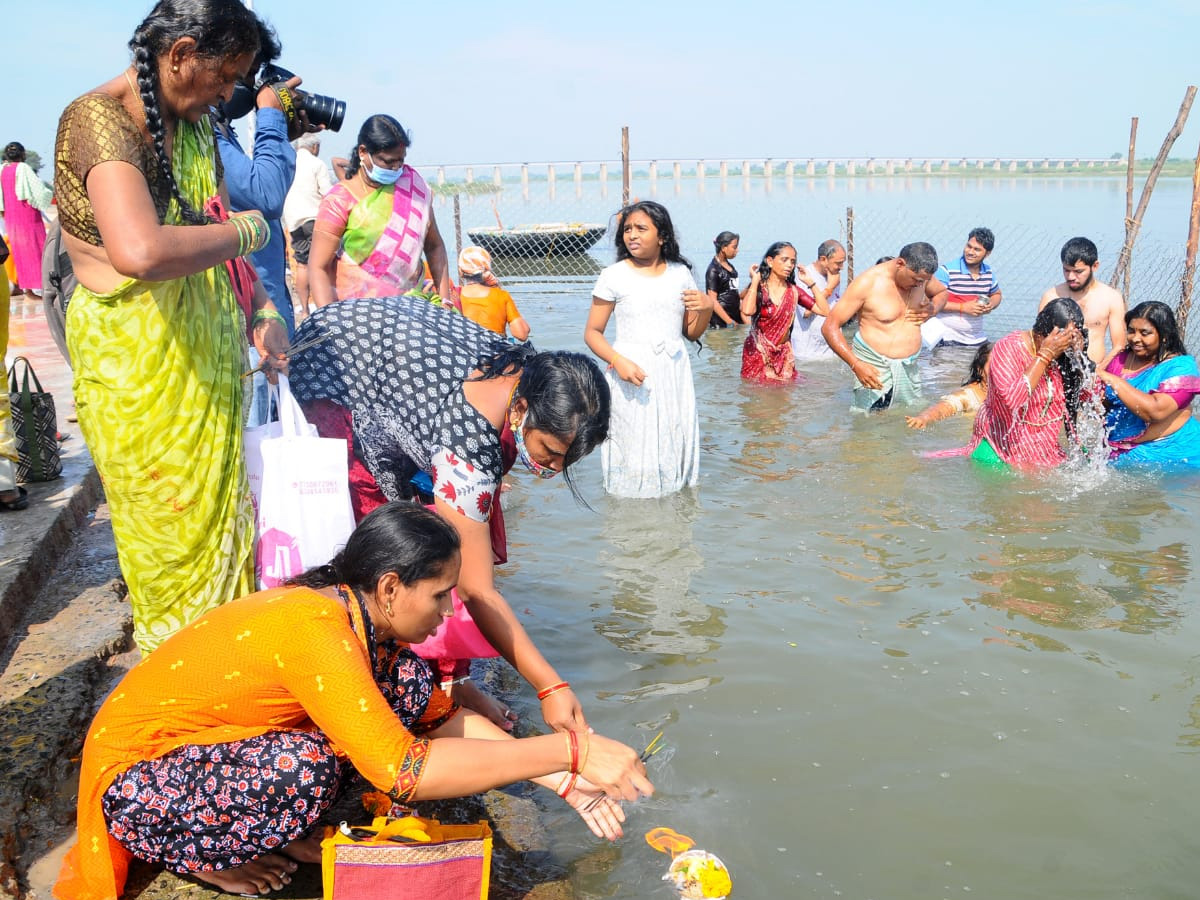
[7,0,1200,173]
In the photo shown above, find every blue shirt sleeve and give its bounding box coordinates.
[216,108,296,218]
[934,264,951,286]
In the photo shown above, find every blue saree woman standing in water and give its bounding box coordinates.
[1098,301,1200,469]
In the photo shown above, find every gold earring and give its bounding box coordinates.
[385,598,393,617]
[171,64,179,73]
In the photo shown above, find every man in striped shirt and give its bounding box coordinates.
[921,227,1002,349]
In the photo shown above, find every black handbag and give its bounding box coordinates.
[8,357,62,483]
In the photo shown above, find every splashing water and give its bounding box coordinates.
[1059,347,1113,490]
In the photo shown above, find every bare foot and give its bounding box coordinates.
[191,854,297,896]
[452,678,518,732]
[281,832,324,864]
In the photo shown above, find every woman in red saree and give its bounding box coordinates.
[740,241,827,383]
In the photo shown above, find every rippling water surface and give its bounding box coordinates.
[489,285,1200,900]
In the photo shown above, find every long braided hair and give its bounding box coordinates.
[127,0,261,225]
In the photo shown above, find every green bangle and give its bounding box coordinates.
[248,216,270,254]
[252,309,287,327]
[230,217,249,257]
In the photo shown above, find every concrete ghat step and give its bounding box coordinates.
[0,505,130,899]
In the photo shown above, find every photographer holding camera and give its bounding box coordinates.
[213,18,343,422]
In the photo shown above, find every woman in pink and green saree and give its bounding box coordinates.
[308,114,451,306]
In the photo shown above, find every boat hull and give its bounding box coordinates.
[467,224,607,257]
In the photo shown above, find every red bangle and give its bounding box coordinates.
[537,681,570,701]
[557,772,579,799]
[568,730,580,774]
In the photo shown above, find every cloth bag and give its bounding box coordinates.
[8,356,62,482]
[244,374,354,588]
[321,815,492,900]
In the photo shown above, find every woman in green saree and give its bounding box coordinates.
[54,0,290,653]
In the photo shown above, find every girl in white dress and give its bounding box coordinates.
[584,202,713,497]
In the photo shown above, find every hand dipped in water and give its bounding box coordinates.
[563,777,627,840]
[579,732,654,803]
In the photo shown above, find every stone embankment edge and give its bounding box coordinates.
[0,466,103,647]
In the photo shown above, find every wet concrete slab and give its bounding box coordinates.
[1,293,101,648]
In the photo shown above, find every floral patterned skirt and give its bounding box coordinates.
[101,645,450,873]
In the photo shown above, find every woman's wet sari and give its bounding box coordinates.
[1105,352,1200,469]
[741,282,806,383]
[66,114,254,654]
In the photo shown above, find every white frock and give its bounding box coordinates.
[593,260,700,498]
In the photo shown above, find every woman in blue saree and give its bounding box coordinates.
[1098,301,1200,469]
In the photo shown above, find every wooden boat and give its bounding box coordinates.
[467,222,607,257]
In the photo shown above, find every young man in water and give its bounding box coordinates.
[821,242,940,412]
[1038,236,1125,364]
[922,227,1002,349]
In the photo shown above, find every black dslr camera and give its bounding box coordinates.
[220,63,346,133]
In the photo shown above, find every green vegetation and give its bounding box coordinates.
[430,181,503,197]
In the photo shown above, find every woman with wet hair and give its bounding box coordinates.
[705,230,743,327]
[1098,300,1200,468]
[59,504,652,900]
[308,113,451,305]
[53,0,291,653]
[290,295,610,733]
[958,297,1086,468]
[740,241,826,383]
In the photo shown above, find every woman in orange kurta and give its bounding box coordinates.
[456,246,530,340]
[56,504,653,900]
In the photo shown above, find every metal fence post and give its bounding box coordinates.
[621,127,630,207]
[846,206,855,283]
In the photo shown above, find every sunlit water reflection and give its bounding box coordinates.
[491,294,1200,899]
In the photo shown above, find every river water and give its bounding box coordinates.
[474,176,1200,900]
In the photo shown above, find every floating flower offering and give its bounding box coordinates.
[664,849,732,899]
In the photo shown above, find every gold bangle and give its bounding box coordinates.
[578,732,591,775]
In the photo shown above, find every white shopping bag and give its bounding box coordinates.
[244,375,355,588]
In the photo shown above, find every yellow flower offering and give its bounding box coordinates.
[665,849,732,899]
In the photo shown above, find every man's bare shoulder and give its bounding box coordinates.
[847,263,890,293]
[1039,284,1067,308]
[1091,282,1126,310]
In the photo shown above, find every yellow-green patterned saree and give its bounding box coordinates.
[64,107,254,653]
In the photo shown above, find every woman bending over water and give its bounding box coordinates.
[56,504,652,900]
[1098,300,1200,469]
[290,296,609,732]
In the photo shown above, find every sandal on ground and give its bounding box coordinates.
[0,487,29,511]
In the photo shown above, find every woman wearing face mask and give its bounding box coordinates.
[289,294,610,733]
[308,113,451,305]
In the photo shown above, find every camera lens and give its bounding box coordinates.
[299,92,346,132]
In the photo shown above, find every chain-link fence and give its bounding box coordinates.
[425,159,1200,345]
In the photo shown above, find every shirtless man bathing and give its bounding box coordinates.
[1038,236,1125,365]
[822,242,940,412]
